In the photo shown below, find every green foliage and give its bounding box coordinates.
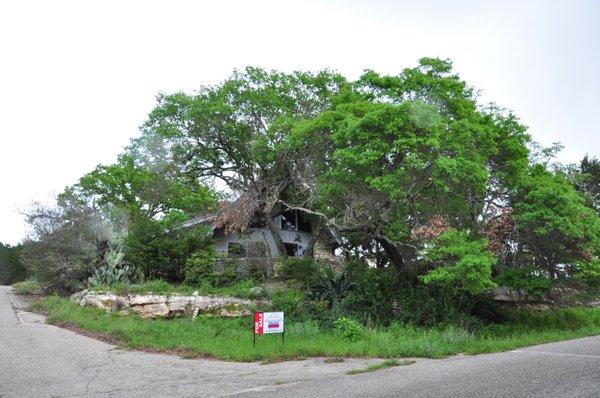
[495,267,551,298]
[341,266,397,326]
[76,153,216,220]
[575,155,600,213]
[12,279,42,295]
[183,249,217,285]
[0,243,26,285]
[333,317,364,342]
[144,67,347,187]
[308,267,353,305]
[88,247,142,288]
[576,259,600,288]
[270,288,306,318]
[72,131,217,287]
[514,165,600,274]
[20,193,110,295]
[125,217,213,282]
[34,296,600,362]
[420,230,497,294]
[291,57,531,277]
[184,250,240,287]
[395,284,490,328]
[89,278,266,300]
[277,258,325,289]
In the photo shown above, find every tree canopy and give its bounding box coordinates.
[17,58,600,299]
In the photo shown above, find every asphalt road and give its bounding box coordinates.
[2,285,600,398]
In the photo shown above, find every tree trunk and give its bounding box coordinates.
[375,236,407,283]
[304,220,322,258]
[266,217,288,258]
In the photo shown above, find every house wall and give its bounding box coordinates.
[215,214,313,257]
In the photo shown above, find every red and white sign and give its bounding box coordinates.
[254,312,284,334]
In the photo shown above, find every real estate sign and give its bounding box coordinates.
[254,311,284,334]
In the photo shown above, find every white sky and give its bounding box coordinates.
[1,0,599,245]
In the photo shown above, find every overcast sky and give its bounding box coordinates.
[1,0,599,245]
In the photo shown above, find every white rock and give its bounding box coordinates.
[129,295,167,305]
[168,296,194,316]
[81,293,118,311]
[131,303,170,318]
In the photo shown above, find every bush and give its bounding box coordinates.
[20,194,113,295]
[396,284,487,329]
[333,317,364,342]
[184,250,240,287]
[341,266,397,326]
[576,259,600,288]
[277,258,325,289]
[495,266,552,299]
[308,267,353,305]
[0,243,27,285]
[270,288,306,318]
[125,217,213,283]
[88,247,142,288]
[12,279,42,295]
[420,230,497,295]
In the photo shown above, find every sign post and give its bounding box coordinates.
[253,311,284,346]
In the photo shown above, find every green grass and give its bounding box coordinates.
[12,279,42,295]
[30,296,600,362]
[346,359,416,375]
[90,279,267,300]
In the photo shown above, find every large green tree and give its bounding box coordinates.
[291,58,530,283]
[512,165,600,278]
[73,140,217,281]
[576,155,600,213]
[142,67,347,257]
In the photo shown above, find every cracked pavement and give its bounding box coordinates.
[2,285,600,397]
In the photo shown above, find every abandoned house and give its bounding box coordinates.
[180,209,340,261]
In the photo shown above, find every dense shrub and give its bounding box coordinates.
[276,258,325,289]
[270,288,306,318]
[308,267,353,305]
[576,259,600,288]
[396,284,495,329]
[20,194,109,295]
[420,230,497,295]
[341,266,397,326]
[0,243,27,285]
[333,317,364,342]
[88,247,143,288]
[184,250,240,287]
[125,217,213,282]
[12,279,42,295]
[495,266,552,299]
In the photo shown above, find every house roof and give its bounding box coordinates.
[177,213,219,230]
[179,210,342,245]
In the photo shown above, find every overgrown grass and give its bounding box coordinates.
[89,279,267,300]
[12,279,42,295]
[346,358,416,375]
[31,296,600,362]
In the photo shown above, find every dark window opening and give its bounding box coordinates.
[297,214,312,233]
[280,210,297,231]
[280,210,312,233]
[284,243,306,258]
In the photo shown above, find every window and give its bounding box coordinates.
[284,243,306,258]
[297,214,312,233]
[280,210,297,231]
[280,210,312,233]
